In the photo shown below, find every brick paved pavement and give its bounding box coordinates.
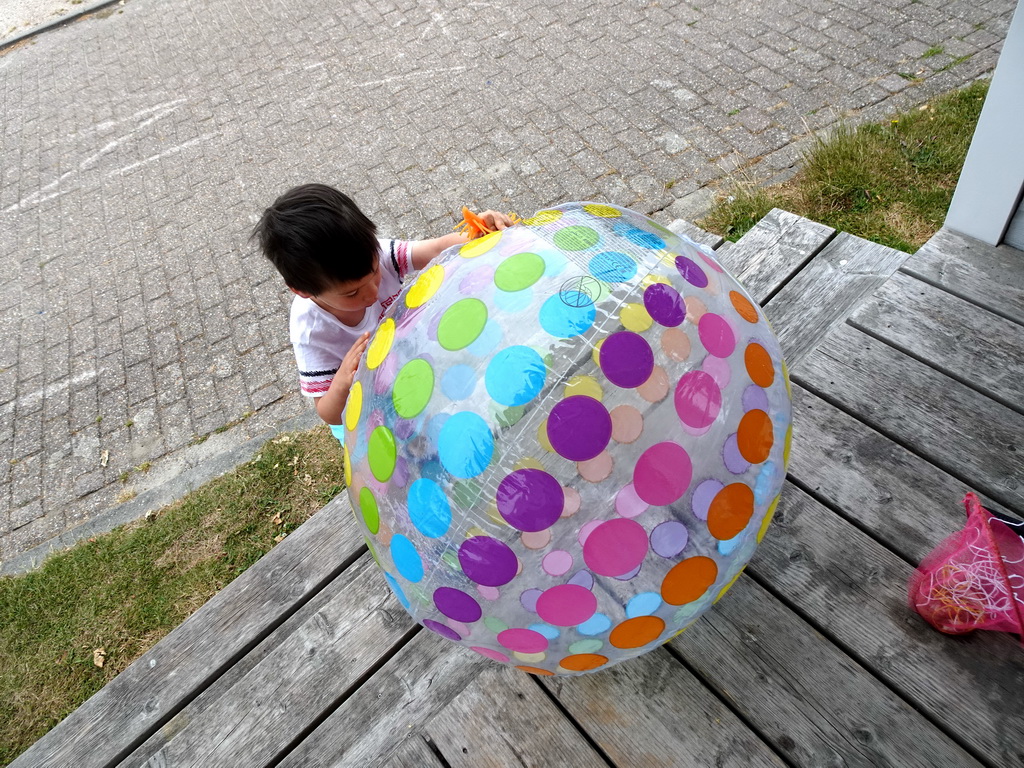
[0,0,1015,571]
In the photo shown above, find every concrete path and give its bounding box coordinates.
[0,0,1014,572]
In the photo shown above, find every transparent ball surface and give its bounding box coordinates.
[343,202,792,675]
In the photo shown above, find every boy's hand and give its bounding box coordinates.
[338,332,371,387]
[477,210,514,231]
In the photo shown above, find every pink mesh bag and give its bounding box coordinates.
[908,493,1024,639]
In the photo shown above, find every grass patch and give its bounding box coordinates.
[699,79,989,252]
[0,426,345,765]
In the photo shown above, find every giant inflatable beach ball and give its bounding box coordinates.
[341,202,791,676]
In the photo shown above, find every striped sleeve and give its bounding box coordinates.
[389,239,413,280]
[297,366,337,397]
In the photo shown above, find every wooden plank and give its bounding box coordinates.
[750,484,1024,767]
[277,631,489,767]
[668,218,724,249]
[541,648,786,768]
[671,575,983,768]
[11,495,362,768]
[793,323,1024,514]
[425,666,608,768]
[138,553,414,767]
[787,383,1012,564]
[764,233,910,366]
[903,228,1024,324]
[850,270,1024,412]
[714,208,835,302]
[382,736,447,767]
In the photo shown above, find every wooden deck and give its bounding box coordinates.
[15,213,1024,768]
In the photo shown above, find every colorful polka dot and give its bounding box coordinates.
[406,264,444,308]
[553,225,599,251]
[589,251,637,282]
[583,518,649,576]
[708,484,755,540]
[620,302,654,332]
[407,478,451,538]
[459,536,518,586]
[497,469,564,532]
[651,521,689,558]
[433,587,482,623]
[437,298,487,350]
[643,283,685,327]
[745,342,775,387]
[626,592,662,618]
[633,442,693,506]
[498,628,548,653]
[560,653,609,672]
[441,364,476,400]
[609,616,665,648]
[599,331,654,389]
[698,313,736,358]
[536,584,598,626]
[674,370,722,429]
[366,318,395,369]
[610,405,643,443]
[344,381,363,432]
[676,255,709,288]
[459,230,502,258]
[546,396,612,462]
[542,550,573,576]
[485,346,546,407]
[495,252,545,292]
[390,535,424,582]
[539,293,596,338]
[392,359,434,418]
[367,426,397,483]
[662,556,717,605]
[438,412,493,478]
[730,290,759,322]
[524,209,563,226]
[737,409,774,464]
[358,486,379,534]
[583,203,622,218]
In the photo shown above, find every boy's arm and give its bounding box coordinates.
[410,210,514,271]
[313,332,371,425]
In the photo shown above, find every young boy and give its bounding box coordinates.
[253,184,512,425]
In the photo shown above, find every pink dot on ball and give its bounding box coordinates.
[543,550,573,576]
[583,518,649,576]
[634,442,693,506]
[698,313,736,358]
[471,646,510,663]
[615,483,649,518]
[535,584,598,626]
[674,370,722,429]
[497,628,548,653]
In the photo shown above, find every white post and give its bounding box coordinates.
[945,2,1024,246]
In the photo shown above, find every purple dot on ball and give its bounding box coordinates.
[497,469,564,532]
[723,433,751,474]
[459,536,518,586]
[651,521,689,558]
[676,255,709,288]
[547,396,612,461]
[742,384,770,412]
[568,570,595,590]
[599,332,655,389]
[520,588,542,613]
[643,283,685,327]
[423,619,462,641]
[433,587,482,623]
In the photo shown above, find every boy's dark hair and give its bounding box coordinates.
[253,184,378,295]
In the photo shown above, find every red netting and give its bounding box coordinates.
[908,493,1024,640]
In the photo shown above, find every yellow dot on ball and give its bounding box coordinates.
[460,230,502,258]
[620,303,653,332]
[583,203,621,218]
[757,495,781,543]
[565,375,603,400]
[366,318,395,369]
[538,419,554,452]
[406,264,444,308]
[523,210,563,226]
[345,381,363,431]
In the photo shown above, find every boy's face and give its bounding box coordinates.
[293,259,382,314]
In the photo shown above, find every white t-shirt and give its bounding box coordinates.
[290,238,413,397]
